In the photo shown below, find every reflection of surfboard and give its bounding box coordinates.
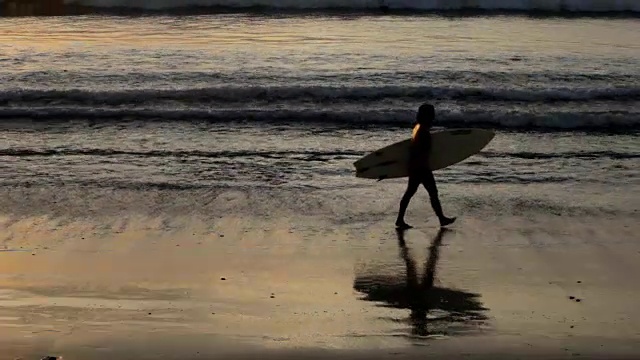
[353,128,495,180]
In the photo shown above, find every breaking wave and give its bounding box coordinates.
[0,107,637,132]
[0,84,637,132]
[1,85,638,105]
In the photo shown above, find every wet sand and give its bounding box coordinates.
[1,200,638,360]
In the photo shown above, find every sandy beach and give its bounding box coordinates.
[1,184,638,360]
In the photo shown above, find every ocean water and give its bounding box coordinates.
[0,13,638,221]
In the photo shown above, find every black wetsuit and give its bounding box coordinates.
[397,124,446,223]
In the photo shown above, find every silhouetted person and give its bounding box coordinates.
[396,103,456,229]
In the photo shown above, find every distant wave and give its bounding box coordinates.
[1,86,638,105]
[3,0,636,14]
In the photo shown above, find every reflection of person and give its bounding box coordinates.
[397,227,447,336]
[353,228,488,338]
[396,103,456,229]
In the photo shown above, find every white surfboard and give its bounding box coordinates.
[353,128,495,180]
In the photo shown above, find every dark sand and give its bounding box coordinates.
[1,201,638,359]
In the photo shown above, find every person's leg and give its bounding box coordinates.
[396,175,421,229]
[421,171,456,227]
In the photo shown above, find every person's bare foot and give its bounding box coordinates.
[439,217,456,227]
[395,221,413,230]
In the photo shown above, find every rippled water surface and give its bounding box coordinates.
[0,15,638,207]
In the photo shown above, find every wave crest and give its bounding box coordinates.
[2,86,638,105]
[0,107,637,132]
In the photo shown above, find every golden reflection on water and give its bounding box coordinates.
[1,16,637,56]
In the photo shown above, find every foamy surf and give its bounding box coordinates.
[2,86,638,104]
[0,84,637,131]
[0,107,637,132]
